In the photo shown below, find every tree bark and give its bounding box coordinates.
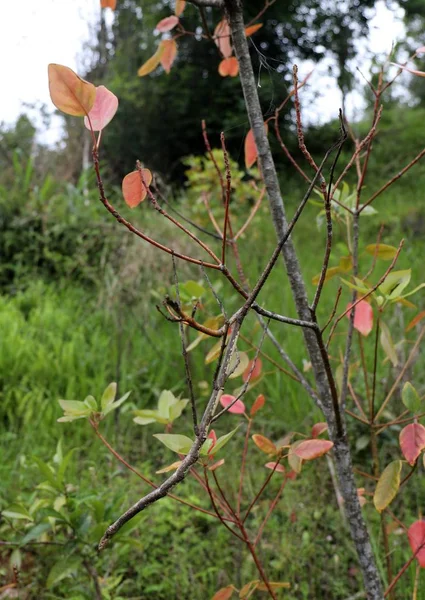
[223,1,384,598]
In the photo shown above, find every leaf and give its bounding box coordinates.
[58,399,91,417]
[244,124,268,169]
[158,390,176,419]
[227,350,250,379]
[219,394,245,414]
[122,169,153,208]
[373,460,402,512]
[209,458,225,471]
[293,439,334,460]
[153,433,194,454]
[402,382,422,413]
[46,557,81,589]
[205,340,223,364]
[169,399,189,422]
[214,20,232,58]
[380,321,398,367]
[312,265,341,285]
[252,434,277,455]
[257,582,290,591]
[156,461,182,474]
[138,45,166,77]
[408,521,425,567]
[160,39,178,74]
[406,311,425,332]
[218,57,239,77]
[180,280,206,298]
[250,394,265,417]
[156,15,179,32]
[33,457,61,489]
[101,382,117,411]
[365,244,398,260]
[84,85,118,131]
[48,64,96,117]
[209,427,239,455]
[399,423,425,465]
[265,462,286,473]
[84,395,97,411]
[3,504,34,521]
[175,0,186,16]
[101,0,117,8]
[245,23,263,37]
[103,390,131,416]
[239,581,259,598]
[379,269,411,298]
[347,300,373,337]
[242,357,262,383]
[311,422,328,438]
[391,63,425,77]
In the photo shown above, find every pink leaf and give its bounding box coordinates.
[311,422,328,438]
[219,394,245,414]
[156,15,179,32]
[391,62,425,77]
[160,39,177,74]
[242,357,262,383]
[293,439,334,460]
[416,46,425,55]
[214,19,232,59]
[408,521,425,567]
[84,85,118,132]
[399,423,425,465]
[347,300,373,336]
[122,169,153,208]
[265,462,286,473]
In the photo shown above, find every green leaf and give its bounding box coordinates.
[209,427,239,455]
[379,269,411,298]
[58,399,91,417]
[365,244,398,260]
[153,433,194,454]
[103,391,131,416]
[402,382,422,413]
[169,399,189,422]
[199,438,214,456]
[46,556,81,589]
[180,280,206,298]
[32,457,61,490]
[158,390,175,419]
[373,460,402,513]
[340,277,370,295]
[380,321,398,367]
[227,350,250,379]
[57,448,78,486]
[22,522,52,545]
[3,504,34,521]
[400,282,425,300]
[84,395,98,411]
[101,382,117,410]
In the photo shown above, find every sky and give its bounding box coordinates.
[1,0,407,142]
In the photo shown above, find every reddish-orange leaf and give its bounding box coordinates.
[287,470,297,480]
[218,57,239,77]
[250,394,265,417]
[293,439,334,460]
[406,311,425,332]
[211,586,234,600]
[208,458,225,471]
[252,434,277,455]
[175,0,186,16]
[48,64,96,117]
[214,19,232,59]
[156,15,179,32]
[311,422,328,438]
[265,462,285,473]
[220,394,245,414]
[245,23,263,37]
[207,429,217,453]
[244,123,268,169]
[408,521,425,567]
[242,357,262,383]
[101,0,117,9]
[138,45,166,77]
[160,39,178,74]
[347,300,373,336]
[122,169,153,208]
[399,423,425,465]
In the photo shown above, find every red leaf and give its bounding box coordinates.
[293,439,334,460]
[209,458,225,471]
[311,422,328,438]
[242,357,262,383]
[265,462,285,473]
[406,311,425,332]
[219,394,245,414]
[101,0,117,9]
[347,300,373,336]
[84,86,118,132]
[160,39,178,74]
[218,57,239,77]
[207,429,217,453]
[399,423,425,465]
[211,586,234,600]
[252,434,277,455]
[122,169,153,208]
[244,123,268,169]
[287,470,297,481]
[245,23,263,37]
[250,394,265,417]
[408,521,425,567]
[214,19,232,59]
[156,15,179,32]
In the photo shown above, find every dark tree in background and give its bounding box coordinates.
[79,0,382,183]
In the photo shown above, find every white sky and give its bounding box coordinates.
[0,0,407,142]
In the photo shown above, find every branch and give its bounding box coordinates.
[187,0,224,6]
